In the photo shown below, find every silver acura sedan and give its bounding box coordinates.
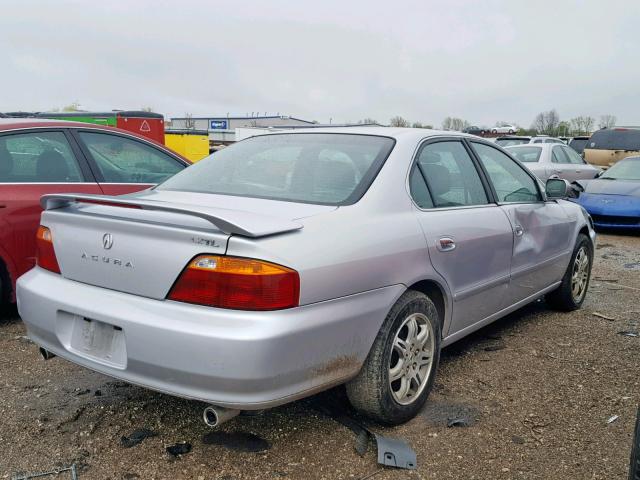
[505,143,601,182]
[17,128,595,426]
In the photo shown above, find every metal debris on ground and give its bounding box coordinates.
[120,428,158,448]
[11,464,78,480]
[607,415,620,424]
[447,417,471,428]
[374,433,417,470]
[592,312,616,321]
[312,394,418,470]
[166,441,192,457]
[618,331,639,338]
[202,431,270,452]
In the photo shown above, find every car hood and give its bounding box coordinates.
[576,179,640,197]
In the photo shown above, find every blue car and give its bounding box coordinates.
[573,156,640,229]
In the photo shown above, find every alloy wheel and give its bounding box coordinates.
[571,246,590,302]
[388,313,435,405]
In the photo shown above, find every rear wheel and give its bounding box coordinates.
[546,233,592,311]
[491,129,497,134]
[346,290,441,425]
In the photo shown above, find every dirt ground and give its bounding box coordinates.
[1,232,639,480]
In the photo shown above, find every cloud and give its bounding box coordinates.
[0,0,638,127]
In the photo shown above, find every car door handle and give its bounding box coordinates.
[437,237,456,252]
[514,224,524,237]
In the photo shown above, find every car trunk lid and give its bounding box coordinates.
[40,193,330,299]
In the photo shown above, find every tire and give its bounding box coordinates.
[346,290,441,425]
[629,407,640,480]
[509,129,515,134]
[491,129,497,134]
[546,233,593,311]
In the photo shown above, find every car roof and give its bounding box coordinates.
[250,126,479,142]
[505,143,554,150]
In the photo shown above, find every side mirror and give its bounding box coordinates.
[545,178,571,199]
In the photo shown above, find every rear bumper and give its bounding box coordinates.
[17,268,402,409]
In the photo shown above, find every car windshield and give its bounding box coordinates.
[587,129,640,151]
[496,138,529,147]
[506,146,542,163]
[600,157,640,180]
[157,133,395,205]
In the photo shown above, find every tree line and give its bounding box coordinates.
[360,112,617,136]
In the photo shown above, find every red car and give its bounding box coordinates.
[0,118,191,304]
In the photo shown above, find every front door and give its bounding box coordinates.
[409,139,514,336]
[470,141,574,303]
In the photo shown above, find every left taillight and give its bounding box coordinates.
[168,255,300,311]
[36,226,60,274]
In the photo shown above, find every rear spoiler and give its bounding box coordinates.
[40,194,303,238]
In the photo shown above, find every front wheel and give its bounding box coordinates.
[346,290,441,425]
[546,233,593,311]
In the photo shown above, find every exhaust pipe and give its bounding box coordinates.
[39,347,56,360]
[203,405,240,427]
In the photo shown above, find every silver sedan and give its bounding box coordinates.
[17,128,595,426]
[506,143,601,182]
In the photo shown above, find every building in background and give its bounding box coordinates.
[169,115,317,146]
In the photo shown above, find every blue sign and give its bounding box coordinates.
[210,120,228,130]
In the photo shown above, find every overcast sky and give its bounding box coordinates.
[1,0,638,127]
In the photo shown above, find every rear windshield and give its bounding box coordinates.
[586,129,640,151]
[600,157,640,180]
[157,133,395,205]
[495,138,530,147]
[506,146,542,163]
[569,138,589,153]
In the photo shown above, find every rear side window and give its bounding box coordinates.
[158,133,395,206]
[561,146,585,164]
[587,129,640,151]
[0,131,83,183]
[552,146,568,164]
[472,142,541,203]
[507,146,542,163]
[78,132,183,184]
[413,141,488,208]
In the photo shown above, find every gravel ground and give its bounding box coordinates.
[1,232,639,480]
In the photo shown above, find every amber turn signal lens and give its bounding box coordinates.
[36,226,61,274]
[168,255,299,311]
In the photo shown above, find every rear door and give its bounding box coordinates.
[470,142,573,304]
[549,145,594,181]
[409,138,514,335]
[71,130,187,196]
[0,129,101,278]
[560,145,599,180]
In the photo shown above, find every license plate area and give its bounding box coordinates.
[66,315,127,369]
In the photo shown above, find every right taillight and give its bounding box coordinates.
[36,225,61,274]
[167,255,300,311]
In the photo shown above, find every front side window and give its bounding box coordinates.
[0,131,83,183]
[158,133,395,205]
[78,132,183,184]
[472,142,541,203]
[412,141,488,208]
